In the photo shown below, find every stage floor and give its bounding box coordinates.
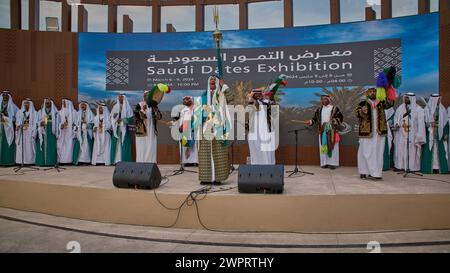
[1,165,450,195]
[1,165,450,233]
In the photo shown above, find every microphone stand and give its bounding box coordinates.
[14,117,39,173]
[286,127,314,177]
[229,141,237,174]
[397,105,422,178]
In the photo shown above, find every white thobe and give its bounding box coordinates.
[319,105,339,167]
[15,114,36,165]
[358,107,385,178]
[78,124,91,163]
[92,117,111,166]
[136,108,157,163]
[57,109,75,164]
[248,103,276,165]
[393,105,425,171]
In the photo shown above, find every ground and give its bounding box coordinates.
[0,208,449,253]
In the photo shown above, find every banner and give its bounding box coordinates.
[106,39,401,90]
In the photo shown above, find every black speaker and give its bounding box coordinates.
[113,162,161,189]
[238,165,284,194]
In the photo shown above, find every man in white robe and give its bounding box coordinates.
[73,101,94,165]
[0,91,19,166]
[393,93,426,172]
[306,94,343,169]
[178,96,198,165]
[92,104,112,166]
[111,94,134,164]
[15,99,37,164]
[57,99,77,164]
[356,88,394,180]
[421,94,449,174]
[135,91,161,163]
[247,89,277,165]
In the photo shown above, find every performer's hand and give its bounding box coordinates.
[117,118,122,124]
[93,127,97,133]
[362,106,368,114]
[40,121,45,127]
[219,79,225,87]
[248,92,255,102]
[205,105,211,113]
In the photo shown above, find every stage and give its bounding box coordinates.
[1,165,450,233]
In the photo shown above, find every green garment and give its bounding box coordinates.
[421,124,449,174]
[383,138,391,171]
[110,117,133,163]
[72,130,94,165]
[35,121,57,167]
[0,124,15,166]
[383,114,395,171]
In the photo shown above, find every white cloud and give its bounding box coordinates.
[79,67,105,91]
[366,0,381,6]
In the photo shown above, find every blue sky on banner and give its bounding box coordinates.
[76,12,439,109]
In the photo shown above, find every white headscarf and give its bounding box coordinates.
[15,99,38,145]
[39,98,59,137]
[424,94,448,149]
[111,94,133,143]
[59,99,76,137]
[76,101,94,142]
[0,91,19,146]
[94,104,111,156]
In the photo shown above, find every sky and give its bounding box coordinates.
[77,12,439,110]
[0,0,441,31]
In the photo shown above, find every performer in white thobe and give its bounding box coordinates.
[135,91,161,163]
[356,88,394,180]
[0,91,19,166]
[247,89,277,165]
[92,104,112,166]
[15,99,37,164]
[57,98,77,164]
[393,93,426,172]
[421,94,449,174]
[306,94,344,169]
[176,96,198,165]
[111,94,134,164]
[73,101,94,165]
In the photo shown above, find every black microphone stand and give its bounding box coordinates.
[397,105,422,178]
[14,115,39,173]
[286,127,314,177]
[229,141,237,174]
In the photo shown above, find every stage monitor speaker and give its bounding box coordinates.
[113,162,161,189]
[238,165,284,194]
